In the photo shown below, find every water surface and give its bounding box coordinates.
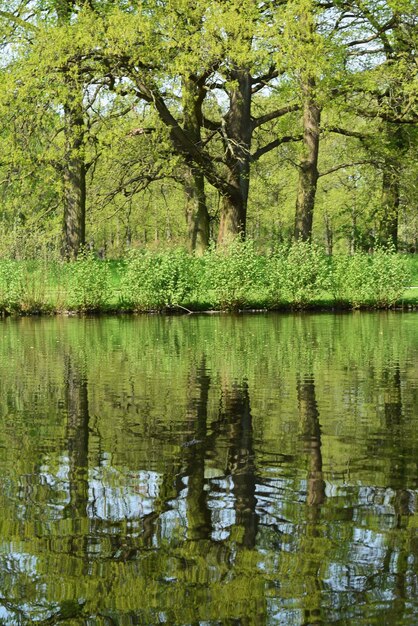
[0,313,417,625]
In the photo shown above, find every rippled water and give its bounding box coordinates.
[0,312,417,625]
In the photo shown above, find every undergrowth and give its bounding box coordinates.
[0,242,414,315]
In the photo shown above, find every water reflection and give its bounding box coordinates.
[64,354,89,550]
[183,358,211,543]
[0,313,417,624]
[297,374,325,626]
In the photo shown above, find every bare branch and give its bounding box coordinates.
[347,47,386,56]
[346,33,383,47]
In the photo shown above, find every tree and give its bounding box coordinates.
[89,0,305,245]
[1,0,417,254]
[0,1,119,258]
[334,0,418,248]
[279,0,324,241]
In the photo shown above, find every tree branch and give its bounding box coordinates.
[0,10,38,32]
[252,134,303,161]
[347,47,386,56]
[252,104,300,129]
[251,66,279,92]
[201,116,221,131]
[132,79,237,197]
[319,159,380,177]
[326,126,370,139]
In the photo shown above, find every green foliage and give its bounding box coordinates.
[121,248,198,310]
[0,0,417,256]
[19,261,55,313]
[329,247,411,307]
[65,250,111,312]
[0,249,415,314]
[203,239,266,310]
[0,260,24,313]
[0,260,53,314]
[267,241,330,307]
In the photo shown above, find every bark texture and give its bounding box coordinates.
[57,1,87,259]
[182,77,210,254]
[218,69,252,245]
[378,125,407,250]
[294,79,321,241]
[380,163,400,249]
[62,95,86,259]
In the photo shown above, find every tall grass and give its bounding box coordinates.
[0,242,414,315]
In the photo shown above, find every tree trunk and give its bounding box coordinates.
[62,95,86,259]
[182,77,210,254]
[55,1,86,260]
[184,166,209,255]
[221,381,258,549]
[379,129,408,251]
[294,79,321,241]
[217,187,247,244]
[380,159,400,249]
[378,120,409,250]
[324,209,333,255]
[217,69,252,245]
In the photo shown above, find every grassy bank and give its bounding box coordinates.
[0,242,416,315]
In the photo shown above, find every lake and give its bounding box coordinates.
[0,312,417,625]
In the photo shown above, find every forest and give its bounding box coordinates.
[0,0,417,261]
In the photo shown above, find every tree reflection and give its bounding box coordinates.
[220,381,259,549]
[64,353,89,528]
[383,364,412,516]
[0,315,417,624]
[297,374,326,626]
[381,364,411,625]
[183,357,212,541]
[298,375,326,514]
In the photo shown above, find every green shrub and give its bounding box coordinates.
[19,261,53,313]
[368,247,411,307]
[0,246,413,315]
[330,247,410,308]
[0,260,24,313]
[66,250,111,311]
[121,248,197,310]
[267,241,329,307]
[203,239,265,310]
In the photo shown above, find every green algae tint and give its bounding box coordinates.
[0,312,417,625]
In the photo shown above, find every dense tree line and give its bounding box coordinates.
[0,0,417,258]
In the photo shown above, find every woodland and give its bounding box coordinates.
[0,0,417,260]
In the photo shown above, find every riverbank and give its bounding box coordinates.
[1,244,417,316]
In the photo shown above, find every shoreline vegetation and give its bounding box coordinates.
[0,242,417,317]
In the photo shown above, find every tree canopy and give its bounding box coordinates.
[0,0,417,257]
